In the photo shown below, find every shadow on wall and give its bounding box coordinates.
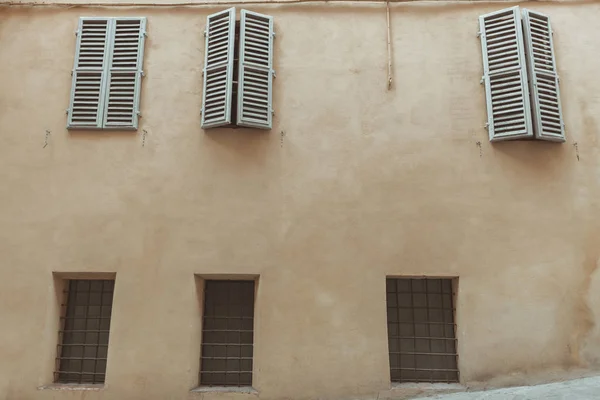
[202,127,273,161]
[579,240,600,367]
[67,129,138,141]
[490,140,572,172]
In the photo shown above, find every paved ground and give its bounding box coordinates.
[413,376,600,399]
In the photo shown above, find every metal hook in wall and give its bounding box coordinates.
[43,130,51,148]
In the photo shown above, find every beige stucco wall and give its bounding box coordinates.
[1,1,600,399]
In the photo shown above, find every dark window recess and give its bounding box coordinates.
[386,278,458,383]
[200,280,255,387]
[226,22,240,128]
[55,279,115,384]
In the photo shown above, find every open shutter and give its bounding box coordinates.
[237,10,274,129]
[103,18,146,130]
[479,7,533,141]
[201,8,236,129]
[522,10,565,142]
[67,18,110,129]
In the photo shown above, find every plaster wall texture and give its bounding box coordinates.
[1,2,600,400]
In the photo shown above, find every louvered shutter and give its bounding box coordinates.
[201,8,236,129]
[522,10,565,142]
[103,18,146,130]
[67,18,110,129]
[479,7,533,141]
[237,10,274,129]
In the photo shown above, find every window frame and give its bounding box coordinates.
[386,277,459,383]
[199,279,256,387]
[201,8,274,130]
[67,17,146,131]
[478,6,565,142]
[54,279,115,385]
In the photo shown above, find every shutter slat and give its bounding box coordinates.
[68,18,110,129]
[522,9,565,142]
[103,71,136,127]
[201,8,235,128]
[479,7,533,141]
[102,18,146,130]
[237,10,274,130]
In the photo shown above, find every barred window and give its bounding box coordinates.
[55,279,115,384]
[200,280,255,387]
[386,278,458,383]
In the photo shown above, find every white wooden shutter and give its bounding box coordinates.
[201,8,236,129]
[522,10,565,142]
[237,10,274,129]
[67,18,110,129]
[102,18,146,130]
[479,7,533,141]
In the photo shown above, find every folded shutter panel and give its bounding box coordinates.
[237,10,274,129]
[479,7,533,141]
[522,10,565,142]
[103,18,146,130]
[67,18,110,129]
[201,8,236,129]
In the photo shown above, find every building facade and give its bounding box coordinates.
[1,0,600,399]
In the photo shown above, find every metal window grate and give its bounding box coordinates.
[386,278,458,383]
[200,280,255,387]
[55,279,115,384]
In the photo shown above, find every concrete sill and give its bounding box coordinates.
[38,384,104,391]
[385,382,465,398]
[190,386,257,394]
[391,383,464,390]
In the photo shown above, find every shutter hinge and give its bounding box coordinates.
[140,70,145,77]
[272,69,276,79]
[143,30,148,38]
[271,108,275,115]
[480,76,485,84]
[75,29,80,36]
[272,31,276,39]
[484,122,489,130]
[200,107,204,115]
[204,30,207,37]
[71,70,74,77]
[66,109,69,115]
[137,111,142,117]
[557,75,560,83]
[476,31,482,38]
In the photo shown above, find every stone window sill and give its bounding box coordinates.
[190,386,257,394]
[383,382,465,398]
[38,384,104,391]
[390,382,464,389]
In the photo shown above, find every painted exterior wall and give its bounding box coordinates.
[1,1,600,399]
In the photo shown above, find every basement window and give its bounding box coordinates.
[386,278,458,383]
[200,280,255,387]
[55,279,115,384]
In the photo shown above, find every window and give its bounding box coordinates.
[67,17,147,130]
[200,280,255,387]
[201,9,274,130]
[479,7,565,142]
[386,278,458,383]
[55,279,115,384]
